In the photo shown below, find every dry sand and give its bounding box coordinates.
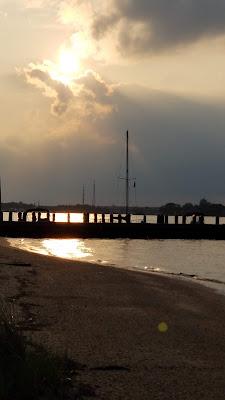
[0,238,225,399]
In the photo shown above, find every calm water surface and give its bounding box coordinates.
[5,211,225,293]
[8,237,225,294]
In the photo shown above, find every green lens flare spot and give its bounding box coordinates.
[158,322,168,333]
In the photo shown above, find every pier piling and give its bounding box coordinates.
[157,215,164,224]
[126,214,131,224]
[182,215,187,225]
[84,213,89,224]
[32,212,36,222]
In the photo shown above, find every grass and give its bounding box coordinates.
[0,300,91,400]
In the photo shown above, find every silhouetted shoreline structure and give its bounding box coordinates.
[0,208,224,239]
[2,198,225,216]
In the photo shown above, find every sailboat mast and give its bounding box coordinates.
[82,184,85,206]
[126,130,129,215]
[92,180,96,207]
[0,177,2,212]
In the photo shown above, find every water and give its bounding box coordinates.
[8,237,225,294]
[4,212,225,293]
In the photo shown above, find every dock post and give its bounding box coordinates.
[199,215,204,224]
[47,211,50,221]
[165,215,168,224]
[32,212,36,222]
[175,215,179,225]
[192,215,197,224]
[110,214,113,223]
[94,213,97,223]
[67,213,70,223]
[52,213,56,222]
[23,212,27,222]
[126,214,131,223]
[18,212,22,222]
[118,214,122,224]
[84,213,89,224]
[38,212,41,221]
[142,215,147,224]
[102,214,105,223]
[182,215,187,225]
[216,216,220,225]
[0,212,3,222]
[8,211,12,222]
[157,215,164,224]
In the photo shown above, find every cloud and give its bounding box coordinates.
[23,0,59,9]
[23,64,74,115]
[21,61,115,118]
[92,0,225,56]
[3,69,225,205]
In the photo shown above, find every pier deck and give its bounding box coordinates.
[0,221,225,240]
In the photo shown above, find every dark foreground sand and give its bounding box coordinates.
[0,239,225,399]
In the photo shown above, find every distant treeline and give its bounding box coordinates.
[2,198,225,216]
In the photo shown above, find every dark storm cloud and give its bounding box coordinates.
[93,0,225,55]
[5,70,225,204]
[4,83,225,205]
[110,87,225,204]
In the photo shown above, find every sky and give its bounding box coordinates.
[1,0,225,206]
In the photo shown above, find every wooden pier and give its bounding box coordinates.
[0,211,225,239]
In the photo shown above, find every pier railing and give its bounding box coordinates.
[0,211,223,225]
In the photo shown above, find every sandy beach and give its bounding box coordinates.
[0,238,225,399]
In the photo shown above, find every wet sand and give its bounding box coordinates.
[0,238,225,399]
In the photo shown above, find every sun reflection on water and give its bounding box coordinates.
[42,239,91,259]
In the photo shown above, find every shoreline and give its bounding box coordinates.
[7,237,225,296]
[1,238,225,398]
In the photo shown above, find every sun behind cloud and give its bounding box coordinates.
[49,32,97,86]
[49,48,80,85]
